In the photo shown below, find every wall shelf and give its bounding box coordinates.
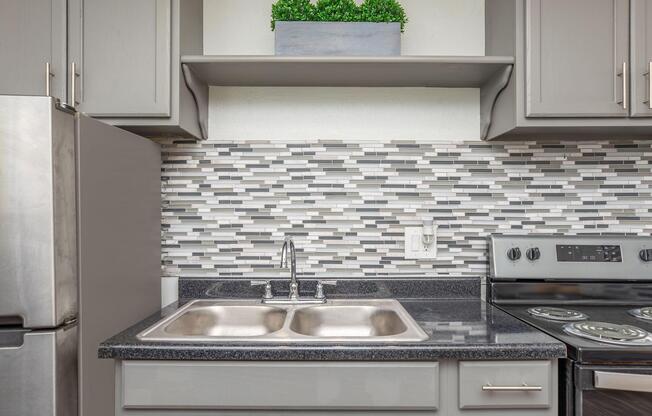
[181,55,513,87]
[180,55,515,139]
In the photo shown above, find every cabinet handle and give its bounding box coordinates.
[482,383,542,392]
[45,62,54,97]
[620,61,628,110]
[70,62,79,109]
[648,62,652,109]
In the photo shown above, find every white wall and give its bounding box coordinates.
[203,0,485,141]
[209,87,479,141]
[204,0,484,56]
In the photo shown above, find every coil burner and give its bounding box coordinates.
[629,307,652,322]
[564,321,652,346]
[527,307,588,322]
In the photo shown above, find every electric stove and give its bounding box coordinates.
[488,235,652,416]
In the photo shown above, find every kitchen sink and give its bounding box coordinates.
[138,299,428,343]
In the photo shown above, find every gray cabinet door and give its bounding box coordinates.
[119,361,440,411]
[68,0,171,117]
[526,0,630,117]
[0,0,67,100]
[631,0,652,117]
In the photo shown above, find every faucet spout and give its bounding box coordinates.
[280,237,298,300]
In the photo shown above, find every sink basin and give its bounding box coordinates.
[138,299,427,343]
[289,305,408,337]
[164,304,286,337]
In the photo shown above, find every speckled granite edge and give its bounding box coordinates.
[178,276,481,300]
[98,343,565,361]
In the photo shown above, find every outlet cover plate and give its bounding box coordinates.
[404,227,437,260]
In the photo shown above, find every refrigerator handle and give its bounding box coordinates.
[0,332,25,350]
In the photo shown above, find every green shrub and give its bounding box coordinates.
[313,0,359,22]
[359,0,408,31]
[271,0,408,31]
[271,0,316,30]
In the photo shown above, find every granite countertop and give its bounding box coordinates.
[98,278,566,361]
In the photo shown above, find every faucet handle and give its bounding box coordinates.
[315,280,338,300]
[251,280,273,300]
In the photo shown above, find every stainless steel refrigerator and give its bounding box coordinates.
[0,95,162,416]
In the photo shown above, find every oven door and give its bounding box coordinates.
[575,364,652,416]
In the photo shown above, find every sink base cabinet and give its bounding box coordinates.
[115,359,558,415]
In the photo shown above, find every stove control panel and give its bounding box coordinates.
[556,245,622,262]
[489,235,652,280]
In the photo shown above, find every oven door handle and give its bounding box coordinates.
[594,371,652,393]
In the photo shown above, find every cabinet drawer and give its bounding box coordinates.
[458,361,552,409]
[121,361,439,410]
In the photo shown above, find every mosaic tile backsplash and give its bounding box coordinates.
[161,139,652,278]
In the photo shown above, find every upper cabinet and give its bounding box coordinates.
[68,0,172,117]
[4,0,652,141]
[526,0,629,118]
[0,0,67,101]
[0,0,206,140]
[68,0,206,139]
[486,0,652,140]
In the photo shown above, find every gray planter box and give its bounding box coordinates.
[275,21,401,56]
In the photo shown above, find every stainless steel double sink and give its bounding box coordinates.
[138,299,428,343]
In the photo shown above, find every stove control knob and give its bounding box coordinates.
[640,249,652,262]
[526,247,541,261]
[507,247,522,261]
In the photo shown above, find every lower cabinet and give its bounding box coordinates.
[115,359,558,415]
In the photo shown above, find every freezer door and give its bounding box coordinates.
[0,95,78,328]
[0,326,78,416]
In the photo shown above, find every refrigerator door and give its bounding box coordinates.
[0,95,78,328]
[0,325,78,416]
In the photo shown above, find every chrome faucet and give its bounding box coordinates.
[280,237,299,300]
[250,238,337,304]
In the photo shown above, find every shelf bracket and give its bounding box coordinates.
[181,63,209,140]
[480,64,514,140]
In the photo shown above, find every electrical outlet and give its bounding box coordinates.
[404,227,437,260]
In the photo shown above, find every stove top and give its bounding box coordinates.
[500,304,652,363]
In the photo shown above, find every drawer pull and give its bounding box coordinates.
[482,383,543,392]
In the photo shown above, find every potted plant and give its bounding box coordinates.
[271,0,408,56]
